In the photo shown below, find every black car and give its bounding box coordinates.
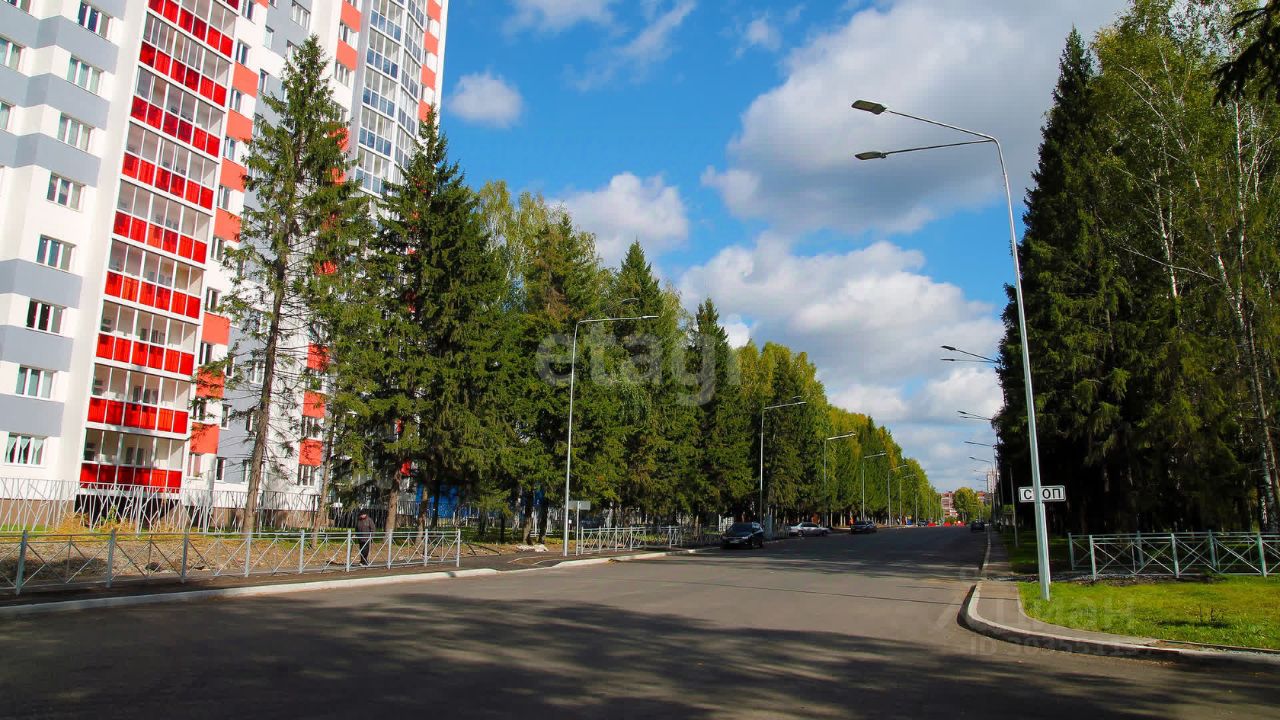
[970,520,986,533]
[721,522,765,549]
[850,520,877,534]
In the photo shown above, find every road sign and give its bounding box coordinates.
[567,500,592,511]
[1018,486,1066,503]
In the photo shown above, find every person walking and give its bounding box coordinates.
[356,511,375,566]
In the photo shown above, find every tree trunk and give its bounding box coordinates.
[520,491,534,543]
[385,472,400,534]
[312,417,337,535]
[242,264,289,535]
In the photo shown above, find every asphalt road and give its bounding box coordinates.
[3,528,1276,719]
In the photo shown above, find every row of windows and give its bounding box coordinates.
[148,0,236,56]
[196,457,321,487]
[37,235,74,271]
[15,366,55,400]
[124,123,219,198]
[26,299,64,334]
[135,69,225,144]
[78,2,111,39]
[107,239,203,298]
[6,433,44,466]
[117,181,212,246]
[91,365,191,409]
[83,429,183,472]
[141,14,230,105]
[47,174,84,209]
[100,301,199,357]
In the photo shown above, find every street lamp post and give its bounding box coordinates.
[563,312,657,557]
[860,451,886,522]
[885,464,913,526]
[967,439,1018,547]
[760,397,807,537]
[853,98,1052,600]
[824,432,859,528]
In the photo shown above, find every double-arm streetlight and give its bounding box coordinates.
[563,309,658,556]
[941,344,999,364]
[760,396,807,535]
[853,97,1050,599]
[967,439,1017,546]
[823,432,859,527]
[859,451,886,522]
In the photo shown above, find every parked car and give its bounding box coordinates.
[721,522,766,549]
[969,520,986,533]
[788,522,830,537]
[850,520,877,534]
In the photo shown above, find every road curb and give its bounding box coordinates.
[979,530,992,578]
[959,581,1280,671]
[0,568,502,618]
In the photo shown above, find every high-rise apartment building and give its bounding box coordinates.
[0,0,448,520]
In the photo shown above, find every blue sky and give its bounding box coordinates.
[438,0,1129,492]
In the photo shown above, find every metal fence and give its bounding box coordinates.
[571,525,722,555]
[0,528,462,595]
[1069,532,1279,579]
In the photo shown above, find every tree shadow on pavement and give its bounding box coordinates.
[4,583,1278,719]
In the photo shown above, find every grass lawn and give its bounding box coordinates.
[1020,576,1280,650]
[1000,528,1071,574]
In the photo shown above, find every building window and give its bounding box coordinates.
[334,62,351,87]
[258,70,271,95]
[264,26,274,47]
[215,456,226,482]
[339,22,356,44]
[302,415,323,439]
[211,236,226,262]
[0,102,11,131]
[77,3,110,38]
[240,1,253,20]
[230,89,244,113]
[46,174,84,209]
[219,403,231,428]
[36,236,74,271]
[66,57,102,94]
[223,137,238,161]
[26,300,65,333]
[291,1,310,29]
[193,398,210,422]
[234,41,250,66]
[428,18,441,38]
[216,185,233,210]
[242,361,265,385]
[199,342,215,365]
[15,366,54,399]
[245,406,259,430]
[204,288,220,312]
[4,434,45,466]
[296,464,318,487]
[56,114,92,151]
[1,37,22,70]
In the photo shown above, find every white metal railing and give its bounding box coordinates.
[0,528,462,595]
[574,526,643,555]
[644,525,722,549]
[1069,531,1279,579]
[0,477,329,533]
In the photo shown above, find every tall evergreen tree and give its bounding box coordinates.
[689,299,752,520]
[221,37,368,533]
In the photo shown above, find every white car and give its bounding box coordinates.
[788,522,830,537]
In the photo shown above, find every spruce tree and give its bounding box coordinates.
[221,37,368,533]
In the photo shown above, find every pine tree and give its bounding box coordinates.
[690,299,752,520]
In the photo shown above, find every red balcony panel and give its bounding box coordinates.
[138,281,156,307]
[113,212,130,236]
[162,1,178,21]
[154,287,172,312]
[190,422,219,454]
[177,235,194,260]
[192,240,207,264]
[202,314,229,345]
[131,341,148,367]
[105,400,124,425]
[213,84,227,106]
[300,439,323,467]
[157,408,174,433]
[199,187,213,209]
[172,411,189,435]
[179,353,195,376]
[122,154,138,176]
[96,334,114,359]
[149,345,165,369]
[129,218,146,243]
[121,277,140,302]
[184,181,202,205]
[112,338,132,363]
[87,397,107,424]
[104,271,123,297]
[196,369,224,398]
[147,104,163,126]
[140,43,155,66]
[80,464,97,485]
[163,230,179,255]
[186,294,202,318]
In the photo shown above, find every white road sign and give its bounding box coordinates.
[1018,485,1066,503]
[567,500,592,511]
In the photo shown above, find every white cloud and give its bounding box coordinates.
[555,173,690,265]
[573,0,696,90]
[506,0,616,33]
[448,73,524,128]
[678,234,1004,492]
[703,0,1127,233]
[735,14,783,56]
[723,316,752,348]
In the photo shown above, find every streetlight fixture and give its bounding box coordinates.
[760,396,807,537]
[823,432,859,528]
[562,309,658,556]
[967,440,1018,547]
[941,344,999,364]
[852,98,1051,600]
[885,464,913,526]
[859,451,886,522]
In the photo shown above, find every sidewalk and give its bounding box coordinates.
[0,543,691,613]
[963,531,1280,670]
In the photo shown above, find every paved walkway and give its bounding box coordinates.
[0,542,678,609]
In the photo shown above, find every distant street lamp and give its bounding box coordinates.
[941,344,999,364]
[824,432,859,527]
[886,464,913,526]
[760,397,806,536]
[563,310,658,556]
[859,451,887,522]
[852,98,1052,601]
[967,440,1017,547]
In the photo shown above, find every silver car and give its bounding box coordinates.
[788,522,830,537]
